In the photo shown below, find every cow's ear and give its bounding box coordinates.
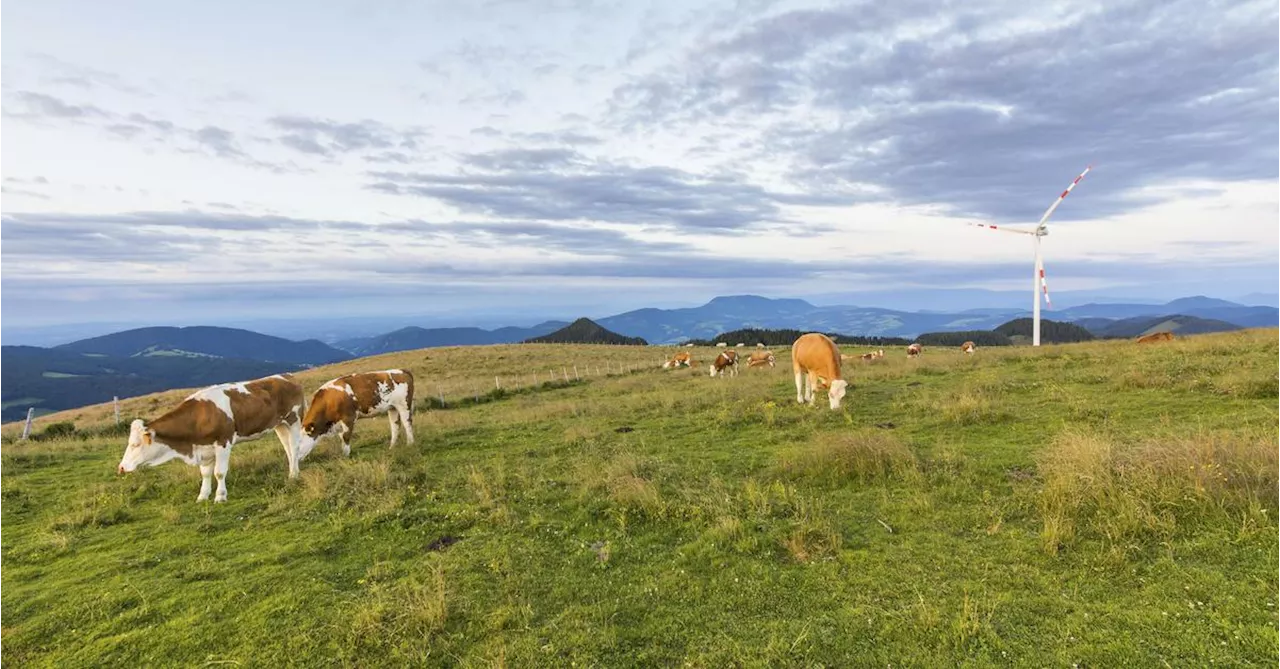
[141,429,153,445]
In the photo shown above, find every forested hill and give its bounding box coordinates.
[57,326,350,365]
[525,319,647,345]
[0,346,303,422]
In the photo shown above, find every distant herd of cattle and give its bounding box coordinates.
[116,329,1178,502]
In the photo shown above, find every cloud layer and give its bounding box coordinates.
[2,0,1276,327]
[614,0,1279,221]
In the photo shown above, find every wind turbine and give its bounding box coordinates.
[971,166,1091,347]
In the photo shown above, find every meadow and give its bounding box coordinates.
[2,332,1277,666]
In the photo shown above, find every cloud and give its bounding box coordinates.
[4,91,109,119]
[460,88,528,107]
[363,151,417,164]
[612,0,1280,222]
[26,53,150,96]
[460,147,583,171]
[0,211,688,265]
[1,176,53,201]
[465,126,602,145]
[268,115,427,158]
[368,148,845,231]
[192,126,244,159]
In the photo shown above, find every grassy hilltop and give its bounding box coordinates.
[2,332,1277,666]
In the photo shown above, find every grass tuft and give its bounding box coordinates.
[1038,429,1278,554]
[777,429,919,484]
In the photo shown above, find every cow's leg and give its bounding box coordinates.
[794,370,805,404]
[339,419,354,457]
[213,444,231,503]
[399,404,415,444]
[274,424,299,479]
[387,407,401,447]
[806,372,818,404]
[197,460,214,501]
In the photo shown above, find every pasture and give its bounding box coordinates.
[2,332,1277,666]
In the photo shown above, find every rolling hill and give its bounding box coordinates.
[3,330,1275,666]
[525,318,647,345]
[57,326,351,365]
[1088,314,1244,338]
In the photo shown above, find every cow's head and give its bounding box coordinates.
[117,419,175,474]
[297,412,333,460]
[827,379,849,410]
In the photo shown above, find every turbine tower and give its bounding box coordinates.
[971,166,1091,346]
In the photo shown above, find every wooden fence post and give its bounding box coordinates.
[438,386,446,408]
[495,376,501,391]
[563,367,569,382]
[574,365,579,380]
[21,408,35,440]
[113,396,121,425]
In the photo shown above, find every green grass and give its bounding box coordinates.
[3,332,1278,666]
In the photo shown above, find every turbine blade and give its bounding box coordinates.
[969,223,1035,235]
[1040,266,1052,308]
[1035,165,1092,229]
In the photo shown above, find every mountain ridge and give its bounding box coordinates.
[56,326,351,365]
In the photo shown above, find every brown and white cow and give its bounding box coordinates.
[116,374,305,503]
[747,351,776,368]
[1136,331,1175,343]
[710,350,739,377]
[298,369,415,459]
[961,341,976,355]
[792,333,848,410]
[663,351,694,369]
[907,343,922,358]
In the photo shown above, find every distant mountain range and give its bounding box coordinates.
[586,295,1277,344]
[337,321,568,356]
[3,294,1275,423]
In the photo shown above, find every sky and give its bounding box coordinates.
[2,0,1278,331]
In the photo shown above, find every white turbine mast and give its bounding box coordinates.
[971,166,1091,346]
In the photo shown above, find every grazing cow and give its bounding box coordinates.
[710,350,739,377]
[298,369,415,459]
[716,342,728,348]
[663,351,693,369]
[756,343,766,349]
[907,343,922,358]
[116,374,305,503]
[747,351,776,368]
[791,333,849,410]
[736,342,746,348]
[961,341,976,355]
[1136,331,1175,344]
[684,343,695,348]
